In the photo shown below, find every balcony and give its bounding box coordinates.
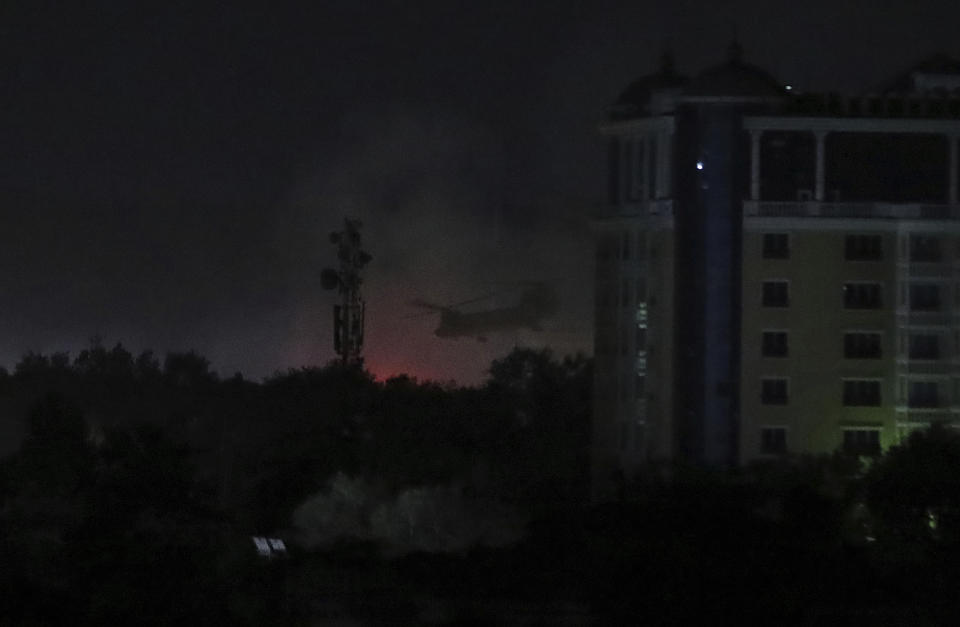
[895,360,954,376]
[595,200,674,221]
[901,263,954,279]
[895,411,956,425]
[896,310,954,327]
[743,201,960,220]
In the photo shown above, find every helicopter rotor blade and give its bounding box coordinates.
[446,291,500,309]
[408,298,449,312]
[402,310,440,320]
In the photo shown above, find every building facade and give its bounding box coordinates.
[592,46,960,489]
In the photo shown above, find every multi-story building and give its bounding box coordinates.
[592,44,960,490]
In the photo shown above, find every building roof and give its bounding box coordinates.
[610,52,688,120]
[875,53,960,96]
[682,41,786,101]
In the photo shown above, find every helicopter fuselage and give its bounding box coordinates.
[431,284,559,339]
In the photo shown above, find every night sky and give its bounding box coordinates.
[2,1,959,385]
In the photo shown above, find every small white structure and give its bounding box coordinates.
[251,536,287,558]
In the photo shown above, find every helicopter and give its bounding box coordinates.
[409,282,560,342]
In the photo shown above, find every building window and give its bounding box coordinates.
[760,427,787,455]
[636,302,648,326]
[621,230,631,260]
[843,380,882,406]
[761,331,788,357]
[908,381,939,408]
[762,233,790,259]
[762,281,790,307]
[909,234,941,262]
[843,283,882,309]
[845,234,883,260]
[761,378,789,405]
[635,374,645,400]
[636,326,647,351]
[908,334,940,360]
[909,284,941,311]
[844,332,882,359]
[843,429,881,455]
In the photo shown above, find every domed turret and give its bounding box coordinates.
[609,51,688,120]
[682,41,786,102]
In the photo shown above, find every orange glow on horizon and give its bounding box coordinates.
[364,354,461,385]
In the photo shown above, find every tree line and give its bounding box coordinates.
[0,341,591,624]
[3,339,960,623]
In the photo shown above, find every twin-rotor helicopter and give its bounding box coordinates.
[408,281,561,342]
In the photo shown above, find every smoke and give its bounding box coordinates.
[291,472,526,556]
[274,106,593,385]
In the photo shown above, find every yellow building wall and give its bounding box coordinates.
[739,224,899,462]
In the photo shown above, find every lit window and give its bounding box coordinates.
[636,306,648,327]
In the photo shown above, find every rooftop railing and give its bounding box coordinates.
[595,200,675,220]
[744,201,960,220]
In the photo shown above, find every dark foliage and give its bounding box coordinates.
[3,341,959,624]
[0,342,593,623]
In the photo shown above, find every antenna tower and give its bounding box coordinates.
[320,218,372,366]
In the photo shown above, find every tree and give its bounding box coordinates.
[74,341,134,380]
[163,350,218,387]
[482,348,593,507]
[864,424,960,549]
[0,395,233,624]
